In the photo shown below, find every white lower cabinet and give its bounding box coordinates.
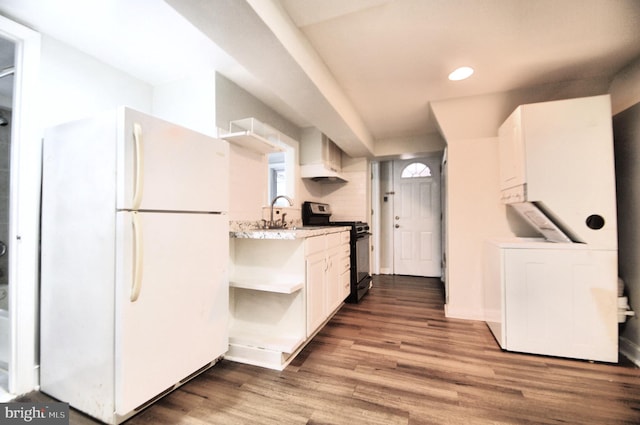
[305,232,351,338]
[227,229,350,370]
[483,238,618,363]
[328,233,351,315]
[338,231,351,300]
[305,249,327,337]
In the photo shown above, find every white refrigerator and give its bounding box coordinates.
[40,107,229,424]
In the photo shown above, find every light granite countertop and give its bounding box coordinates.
[230,225,350,240]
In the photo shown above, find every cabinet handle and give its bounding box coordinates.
[130,212,143,302]
[132,123,144,209]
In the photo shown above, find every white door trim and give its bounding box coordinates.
[371,161,381,275]
[0,15,42,398]
[392,156,442,277]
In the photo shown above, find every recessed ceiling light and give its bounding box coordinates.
[448,66,474,81]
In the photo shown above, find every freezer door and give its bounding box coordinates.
[114,211,228,416]
[117,107,229,213]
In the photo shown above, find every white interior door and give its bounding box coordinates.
[393,157,441,277]
[115,211,228,415]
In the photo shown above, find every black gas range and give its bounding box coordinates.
[302,201,372,303]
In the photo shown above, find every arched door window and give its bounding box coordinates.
[401,162,432,178]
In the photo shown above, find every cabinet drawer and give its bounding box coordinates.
[341,270,351,298]
[340,231,350,245]
[339,256,350,274]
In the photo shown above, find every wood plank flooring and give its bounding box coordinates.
[21,275,640,424]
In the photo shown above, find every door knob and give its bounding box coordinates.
[395,224,400,229]
[395,216,399,220]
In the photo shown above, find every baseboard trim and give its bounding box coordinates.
[619,336,640,367]
[444,304,485,321]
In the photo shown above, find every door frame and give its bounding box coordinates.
[372,152,444,276]
[0,15,41,398]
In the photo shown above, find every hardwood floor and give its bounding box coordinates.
[22,275,640,424]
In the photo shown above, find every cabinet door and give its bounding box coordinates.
[341,269,351,300]
[326,245,343,313]
[340,239,351,300]
[498,108,525,191]
[306,252,326,337]
[504,248,617,362]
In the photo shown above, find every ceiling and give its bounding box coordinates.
[278,0,640,138]
[1,0,640,156]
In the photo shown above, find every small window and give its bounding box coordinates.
[401,162,431,178]
[268,152,286,200]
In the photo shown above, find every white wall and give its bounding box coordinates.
[215,73,300,221]
[152,70,217,137]
[215,74,300,140]
[319,156,369,222]
[444,137,513,319]
[374,133,445,159]
[39,36,152,128]
[214,73,371,223]
[610,57,640,115]
[228,144,269,221]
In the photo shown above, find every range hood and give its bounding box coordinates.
[300,163,349,183]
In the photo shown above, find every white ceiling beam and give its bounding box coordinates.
[165,0,374,158]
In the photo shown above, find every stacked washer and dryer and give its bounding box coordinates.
[483,95,619,363]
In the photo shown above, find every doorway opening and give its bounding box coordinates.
[375,154,443,277]
[0,15,41,400]
[0,35,14,399]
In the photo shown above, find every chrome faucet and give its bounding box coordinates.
[269,195,293,228]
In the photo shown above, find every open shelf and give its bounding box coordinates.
[221,118,285,154]
[229,279,304,294]
[222,132,284,154]
[229,330,304,354]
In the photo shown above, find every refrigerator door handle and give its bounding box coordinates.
[132,123,144,209]
[130,212,144,302]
